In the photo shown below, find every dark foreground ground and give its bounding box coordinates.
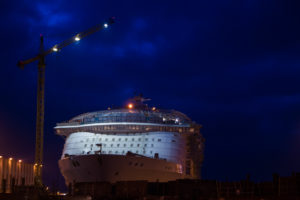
[0,172,299,200]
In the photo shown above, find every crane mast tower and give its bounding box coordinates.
[17,17,115,186]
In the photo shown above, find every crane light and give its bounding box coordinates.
[52,46,58,52]
[104,23,108,28]
[75,36,80,41]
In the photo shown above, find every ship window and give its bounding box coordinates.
[145,138,148,141]
[172,140,176,143]
[111,144,113,147]
[102,151,106,154]
[130,144,133,147]
[86,139,89,142]
[138,138,141,141]
[82,151,85,154]
[132,138,134,141]
[118,138,121,141]
[112,138,115,141]
[105,138,108,141]
[124,144,126,147]
[80,140,83,143]
[91,144,93,147]
[150,151,153,154]
[151,144,154,147]
[137,144,140,147]
[103,144,106,147]
[158,139,161,142]
[125,138,128,141]
[109,151,112,154]
[117,144,120,147]
[122,150,125,154]
[136,150,138,154]
[143,151,146,154]
[152,138,154,141]
[115,151,118,154]
[84,144,87,147]
[99,138,102,141]
[92,138,95,141]
[144,144,147,147]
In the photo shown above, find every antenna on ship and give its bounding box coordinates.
[17,17,115,187]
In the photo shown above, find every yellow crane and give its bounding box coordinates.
[17,17,115,187]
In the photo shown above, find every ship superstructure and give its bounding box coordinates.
[55,97,205,186]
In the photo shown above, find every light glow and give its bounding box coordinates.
[18,160,22,163]
[104,23,108,28]
[75,36,80,41]
[128,103,133,109]
[53,46,58,52]
[152,107,156,111]
[9,158,13,161]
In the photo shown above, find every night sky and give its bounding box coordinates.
[0,0,300,189]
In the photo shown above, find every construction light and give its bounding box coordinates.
[75,36,80,41]
[9,158,13,161]
[104,23,108,28]
[128,103,133,109]
[18,160,22,163]
[0,156,2,158]
[52,46,58,52]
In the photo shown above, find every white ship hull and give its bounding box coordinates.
[59,154,190,185]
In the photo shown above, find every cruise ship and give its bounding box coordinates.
[55,96,205,187]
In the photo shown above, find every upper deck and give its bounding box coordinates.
[55,108,201,137]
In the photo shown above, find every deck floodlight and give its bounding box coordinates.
[104,23,108,28]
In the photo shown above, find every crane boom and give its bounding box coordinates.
[17,17,115,186]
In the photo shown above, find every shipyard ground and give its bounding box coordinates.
[1,173,299,200]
